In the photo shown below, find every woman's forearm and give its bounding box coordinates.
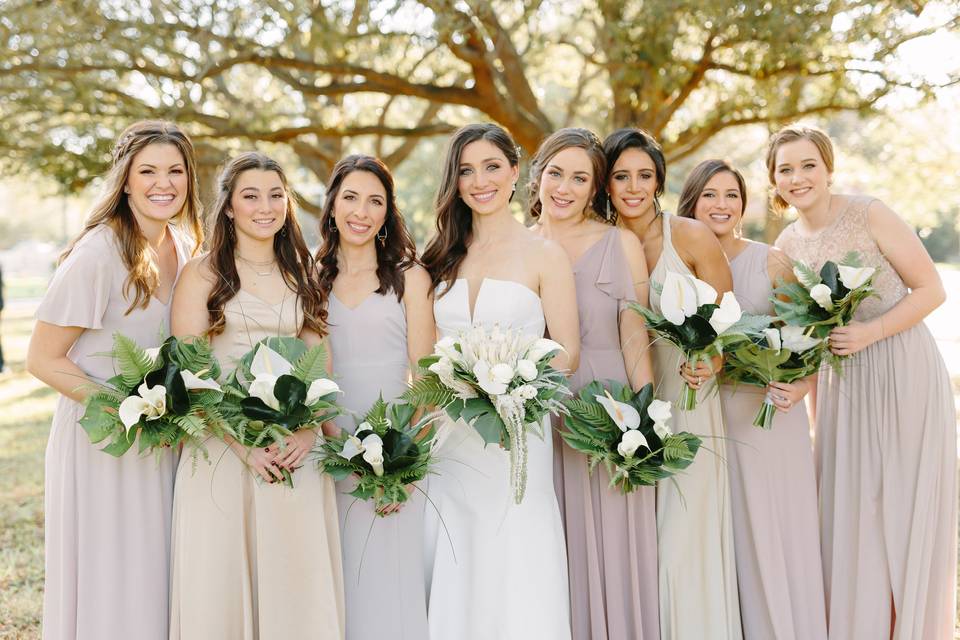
[868,284,945,340]
[27,356,92,403]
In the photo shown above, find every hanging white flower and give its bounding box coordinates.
[525,338,564,363]
[118,382,167,430]
[180,369,222,392]
[809,283,835,311]
[250,343,294,378]
[779,325,822,352]
[305,378,340,405]
[763,327,782,352]
[360,433,385,477]
[339,434,364,460]
[617,429,649,458]
[474,360,508,395]
[838,265,875,290]
[248,374,280,410]
[516,359,538,381]
[659,271,718,325]
[595,390,641,432]
[708,291,743,335]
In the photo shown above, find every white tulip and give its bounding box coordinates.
[516,359,538,381]
[361,433,385,477]
[838,265,875,290]
[525,338,564,363]
[809,283,835,311]
[339,434,364,460]
[248,374,280,410]
[708,291,743,335]
[779,325,822,352]
[250,343,293,378]
[763,327,782,352]
[305,378,340,405]
[660,271,718,326]
[473,360,508,396]
[118,382,167,430]
[617,429,649,458]
[595,390,641,432]
[180,369,222,392]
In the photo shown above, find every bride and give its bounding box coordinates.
[420,123,580,640]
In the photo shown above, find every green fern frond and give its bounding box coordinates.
[112,333,155,388]
[293,345,329,385]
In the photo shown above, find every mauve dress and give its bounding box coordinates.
[38,224,188,640]
[647,212,743,640]
[554,227,659,640]
[327,291,429,640]
[719,240,827,640]
[777,196,957,639]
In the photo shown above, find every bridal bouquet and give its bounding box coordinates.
[404,324,570,503]
[221,337,341,487]
[80,334,225,457]
[722,324,824,429]
[560,381,701,493]
[629,272,771,410]
[316,397,436,513]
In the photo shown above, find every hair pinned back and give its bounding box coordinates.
[527,127,608,221]
[766,124,835,213]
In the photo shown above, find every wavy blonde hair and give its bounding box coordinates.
[765,124,835,213]
[61,120,203,313]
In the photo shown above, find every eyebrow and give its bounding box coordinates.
[547,163,590,176]
[137,163,184,169]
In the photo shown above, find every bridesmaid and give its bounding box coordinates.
[26,121,202,640]
[168,152,344,639]
[677,159,827,640]
[601,128,742,640]
[529,128,659,640]
[770,125,956,639]
[315,154,435,639]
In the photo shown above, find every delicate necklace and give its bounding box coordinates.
[236,253,277,277]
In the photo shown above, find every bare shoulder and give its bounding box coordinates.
[670,214,714,245]
[526,231,571,264]
[402,263,432,297]
[616,226,644,255]
[178,254,217,292]
[864,197,903,227]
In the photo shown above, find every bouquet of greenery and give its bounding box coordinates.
[403,324,570,504]
[630,271,771,410]
[772,251,877,370]
[221,337,341,487]
[80,333,225,457]
[560,380,701,492]
[722,324,824,429]
[316,397,436,513]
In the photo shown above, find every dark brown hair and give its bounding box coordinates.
[677,159,748,220]
[765,124,835,213]
[421,123,520,293]
[527,127,608,221]
[601,128,667,221]
[205,152,326,337]
[62,120,203,313]
[315,154,418,301]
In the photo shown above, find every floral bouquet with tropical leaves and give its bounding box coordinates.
[772,251,877,371]
[316,397,436,513]
[722,324,825,429]
[560,380,701,492]
[80,333,225,457]
[403,324,570,504]
[221,337,341,487]
[629,271,771,411]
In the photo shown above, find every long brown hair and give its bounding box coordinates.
[315,155,417,301]
[527,127,608,221]
[421,123,520,293]
[205,152,327,337]
[61,120,203,313]
[765,124,835,213]
[677,159,748,220]
[600,128,667,222]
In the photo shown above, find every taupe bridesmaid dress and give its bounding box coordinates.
[39,225,188,640]
[554,227,659,640]
[719,240,827,640]
[327,291,428,640]
[647,212,742,640]
[777,196,957,639]
[168,288,345,640]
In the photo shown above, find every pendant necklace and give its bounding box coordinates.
[237,254,277,277]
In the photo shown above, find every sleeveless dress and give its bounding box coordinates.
[554,228,659,640]
[327,291,428,640]
[777,196,957,639]
[424,278,571,640]
[647,213,742,640]
[169,289,345,640]
[719,240,827,640]
[38,224,188,640]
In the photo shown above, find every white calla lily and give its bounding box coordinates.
[525,338,564,363]
[660,272,718,326]
[118,382,167,430]
[516,359,537,381]
[305,378,340,405]
[838,265,875,290]
[490,363,515,385]
[180,369,222,392]
[473,360,508,395]
[779,325,822,352]
[763,327,782,352]
[250,343,293,378]
[339,434,364,460]
[809,283,834,311]
[595,390,641,432]
[617,429,649,458]
[434,336,461,362]
[708,291,743,335]
[646,399,672,425]
[361,433,385,476]
[143,347,161,362]
[248,374,280,410]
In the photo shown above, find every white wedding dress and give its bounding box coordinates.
[424,278,572,640]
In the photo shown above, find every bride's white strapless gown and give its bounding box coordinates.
[424,278,572,640]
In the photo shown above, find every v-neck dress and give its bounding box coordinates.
[327,291,428,640]
[38,224,189,640]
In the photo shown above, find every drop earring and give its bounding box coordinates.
[376,226,388,246]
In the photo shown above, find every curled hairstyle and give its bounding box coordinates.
[421,123,520,294]
[61,120,203,314]
[601,128,667,221]
[315,154,418,301]
[205,152,326,337]
[677,159,748,221]
[766,124,835,213]
[527,127,608,221]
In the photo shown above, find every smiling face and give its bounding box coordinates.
[538,146,595,222]
[124,143,188,224]
[773,138,832,212]
[693,171,744,238]
[608,147,659,220]
[457,139,519,216]
[227,169,287,242]
[333,170,388,247]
